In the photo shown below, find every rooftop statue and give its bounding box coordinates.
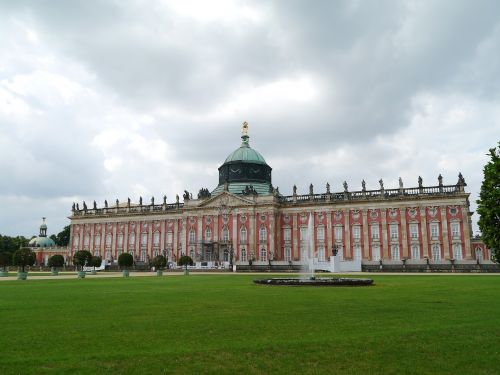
[418,176,423,188]
[399,177,403,189]
[293,185,297,195]
[309,183,314,195]
[326,182,330,194]
[362,180,366,191]
[379,179,384,190]
[438,174,443,186]
[93,200,97,210]
[242,121,248,135]
[163,195,167,204]
[104,200,108,208]
[343,181,348,192]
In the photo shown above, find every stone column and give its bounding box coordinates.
[135,222,140,260]
[249,212,255,260]
[381,208,389,259]
[90,224,95,254]
[344,209,351,259]
[180,218,187,256]
[173,219,179,260]
[111,223,117,258]
[147,221,153,259]
[124,224,129,254]
[440,206,450,260]
[420,207,429,258]
[198,215,204,261]
[362,209,369,259]
[400,208,409,258]
[269,212,275,259]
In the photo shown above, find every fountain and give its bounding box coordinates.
[254,213,374,287]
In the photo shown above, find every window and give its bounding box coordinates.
[317,227,325,241]
[223,249,229,262]
[94,250,100,256]
[105,250,111,260]
[260,248,267,262]
[318,246,325,261]
[353,226,361,241]
[410,224,419,240]
[117,234,123,248]
[167,231,173,244]
[353,245,362,261]
[73,236,79,248]
[94,235,101,248]
[189,229,195,244]
[222,227,229,242]
[240,227,247,244]
[240,248,247,262]
[140,250,146,262]
[371,225,379,240]
[391,245,400,260]
[284,247,292,262]
[390,224,399,240]
[84,235,90,248]
[430,223,439,238]
[141,233,148,247]
[453,243,462,260]
[284,228,291,241]
[153,232,160,246]
[106,234,112,248]
[451,222,460,238]
[372,245,380,261]
[259,227,267,242]
[475,247,483,260]
[411,245,420,260]
[300,246,307,261]
[205,227,212,241]
[129,233,135,246]
[300,227,307,241]
[190,248,195,260]
[432,244,441,261]
[335,226,343,241]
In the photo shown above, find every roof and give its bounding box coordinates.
[28,236,56,248]
[223,134,267,165]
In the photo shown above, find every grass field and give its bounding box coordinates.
[1,274,499,374]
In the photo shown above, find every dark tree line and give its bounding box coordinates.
[0,225,70,254]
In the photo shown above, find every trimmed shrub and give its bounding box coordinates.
[151,255,167,270]
[118,253,134,270]
[90,256,102,269]
[73,250,92,271]
[0,252,11,271]
[13,248,36,272]
[48,254,65,269]
[178,255,193,267]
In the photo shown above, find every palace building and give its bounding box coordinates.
[68,123,492,270]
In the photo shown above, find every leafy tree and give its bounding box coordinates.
[12,248,36,272]
[0,235,29,253]
[118,253,134,270]
[477,141,500,262]
[90,256,102,271]
[151,255,167,270]
[55,225,70,246]
[48,254,65,269]
[73,250,92,271]
[0,252,11,271]
[178,255,193,267]
[50,234,58,244]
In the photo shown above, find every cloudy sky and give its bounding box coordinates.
[1,0,499,237]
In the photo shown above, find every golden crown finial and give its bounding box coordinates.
[242,121,248,135]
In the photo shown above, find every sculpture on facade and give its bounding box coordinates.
[93,200,97,210]
[399,177,403,189]
[457,172,466,186]
[151,196,154,205]
[116,199,119,207]
[163,195,167,204]
[326,182,330,194]
[104,200,108,208]
[438,174,443,186]
[127,197,131,207]
[139,196,143,206]
[293,185,297,195]
[176,194,179,204]
[76,203,80,210]
[198,188,211,199]
[183,191,190,201]
[343,181,348,192]
[361,180,366,192]
[309,183,314,195]
[379,179,384,190]
[72,202,75,211]
[418,176,423,188]
[83,201,87,211]
[242,185,258,196]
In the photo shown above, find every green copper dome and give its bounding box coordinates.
[224,137,267,164]
[29,236,56,248]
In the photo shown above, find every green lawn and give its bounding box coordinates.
[0,275,499,374]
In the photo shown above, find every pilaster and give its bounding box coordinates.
[440,206,450,259]
[362,209,369,259]
[381,209,388,259]
[420,207,429,258]
[401,208,408,258]
[344,209,351,259]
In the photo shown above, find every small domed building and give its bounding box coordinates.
[29,218,56,248]
[28,218,69,266]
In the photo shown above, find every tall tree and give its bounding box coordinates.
[55,225,70,247]
[477,141,500,262]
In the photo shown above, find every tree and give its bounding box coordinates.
[178,255,193,267]
[0,251,11,271]
[477,141,500,262]
[90,256,102,271]
[118,253,134,270]
[12,248,35,273]
[48,254,65,269]
[151,255,167,270]
[55,225,70,247]
[73,250,92,271]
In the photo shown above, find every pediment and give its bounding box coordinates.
[197,191,255,208]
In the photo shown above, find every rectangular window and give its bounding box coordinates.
[453,243,462,260]
[260,248,267,262]
[284,247,292,262]
[153,232,160,246]
[353,226,361,240]
[391,245,400,260]
[300,227,307,241]
[353,245,362,261]
[94,235,101,248]
[284,228,291,242]
[240,249,247,262]
[432,244,441,261]
[390,224,399,240]
[106,234,112,247]
[117,234,123,248]
[451,223,460,238]
[167,232,173,244]
[105,250,111,260]
[411,245,420,259]
[189,230,195,244]
[141,233,148,246]
[259,227,266,242]
[371,225,379,240]
[410,224,419,239]
[430,223,439,238]
[372,245,380,261]
[335,227,343,241]
[317,227,325,241]
[318,246,325,261]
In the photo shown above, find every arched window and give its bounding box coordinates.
[318,246,326,261]
[372,245,380,261]
[73,236,79,249]
[453,243,462,260]
[94,235,101,248]
[129,233,135,246]
[205,227,212,241]
[411,245,420,260]
[106,234,112,248]
[432,244,441,261]
[117,234,123,248]
[189,229,196,244]
[240,248,247,262]
[475,247,483,260]
[153,232,160,246]
[141,233,148,247]
[259,226,267,242]
[284,247,292,262]
[240,226,247,244]
[260,248,267,262]
[391,245,400,260]
[353,245,361,261]
[222,227,229,242]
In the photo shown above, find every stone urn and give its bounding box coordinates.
[17,271,28,280]
[91,269,97,275]
[78,271,86,279]
[156,270,163,277]
[51,267,59,276]
[0,270,8,277]
[122,269,130,277]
